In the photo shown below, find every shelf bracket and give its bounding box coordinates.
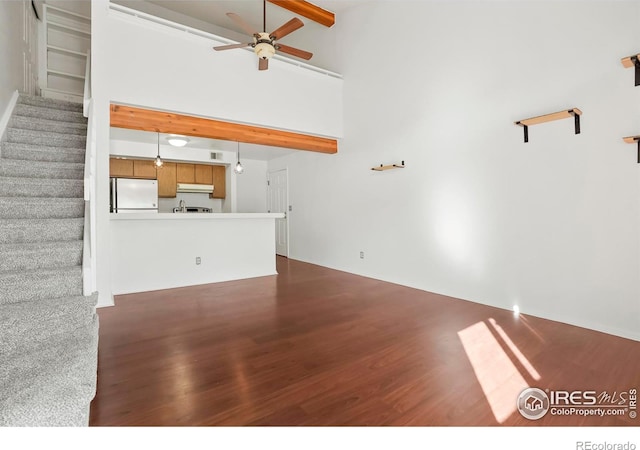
[632,56,640,87]
[621,135,640,163]
[569,109,580,135]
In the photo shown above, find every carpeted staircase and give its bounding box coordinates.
[0,94,98,426]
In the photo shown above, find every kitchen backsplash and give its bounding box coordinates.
[158,192,223,213]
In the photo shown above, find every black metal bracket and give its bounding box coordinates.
[569,109,581,135]
[636,140,640,164]
[515,122,528,143]
[632,56,640,87]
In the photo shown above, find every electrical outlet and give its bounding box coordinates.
[289,205,292,212]
[196,257,201,265]
[360,251,364,259]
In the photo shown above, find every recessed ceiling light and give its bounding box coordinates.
[167,135,189,147]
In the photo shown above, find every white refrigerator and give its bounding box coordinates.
[110,178,158,213]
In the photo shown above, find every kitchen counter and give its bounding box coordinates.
[110,212,284,220]
[109,212,285,295]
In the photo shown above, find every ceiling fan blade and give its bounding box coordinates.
[269,17,304,40]
[276,44,313,60]
[213,43,251,51]
[226,12,258,36]
[259,58,269,71]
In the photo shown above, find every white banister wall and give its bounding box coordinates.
[82,91,97,295]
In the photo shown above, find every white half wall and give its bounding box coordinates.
[110,215,279,295]
[269,1,640,341]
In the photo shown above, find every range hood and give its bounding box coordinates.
[176,183,214,194]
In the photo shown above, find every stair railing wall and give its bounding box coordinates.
[82,50,96,296]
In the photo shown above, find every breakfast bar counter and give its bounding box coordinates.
[109,212,285,295]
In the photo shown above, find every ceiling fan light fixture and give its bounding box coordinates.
[167,135,189,147]
[254,40,275,60]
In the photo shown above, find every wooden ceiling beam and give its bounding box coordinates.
[110,104,338,154]
[267,0,335,27]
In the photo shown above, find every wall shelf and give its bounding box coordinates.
[515,108,582,143]
[622,135,640,163]
[372,161,405,171]
[621,53,640,86]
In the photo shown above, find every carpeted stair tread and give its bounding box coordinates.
[0,266,83,305]
[0,159,84,180]
[1,293,97,358]
[13,103,85,123]
[0,317,98,426]
[0,197,84,219]
[6,128,86,149]
[0,141,85,163]
[0,240,83,272]
[9,115,87,136]
[17,94,84,113]
[0,218,83,244]
[0,176,84,198]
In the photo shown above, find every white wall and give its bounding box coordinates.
[110,215,278,295]
[236,159,268,213]
[0,0,27,137]
[99,4,343,138]
[269,1,640,341]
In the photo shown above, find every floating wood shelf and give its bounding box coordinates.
[372,161,405,171]
[621,53,640,86]
[515,108,582,143]
[622,135,640,163]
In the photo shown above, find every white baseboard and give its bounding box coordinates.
[0,90,19,142]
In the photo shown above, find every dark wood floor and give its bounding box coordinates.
[89,257,639,426]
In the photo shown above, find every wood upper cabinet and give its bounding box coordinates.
[176,163,195,183]
[110,158,225,199]
[110,158,134,178]
[195,164,213,185]
[157,162,177,198]
[133,160,157,179]
[211,165,226,199]
[110,158,157,180]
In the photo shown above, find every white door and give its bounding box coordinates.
[268,169,288,257]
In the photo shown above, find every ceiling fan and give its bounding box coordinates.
[213,0,313,71]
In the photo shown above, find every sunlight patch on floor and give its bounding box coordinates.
[488,318,540,381]
[458,321,529,423]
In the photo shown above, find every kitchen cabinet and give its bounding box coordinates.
[157,162,177,198]
[133,160,157,179]
[111,159,225,199]
[176,163,195,183]
[195,165,213,185]
[110,158,157,180]
[110,158,134,178]
[211,165,226,199]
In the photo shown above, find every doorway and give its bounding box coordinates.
[267,168,288,257]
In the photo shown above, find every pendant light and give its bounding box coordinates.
[154,132,164,168]
[234,141,244,175]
